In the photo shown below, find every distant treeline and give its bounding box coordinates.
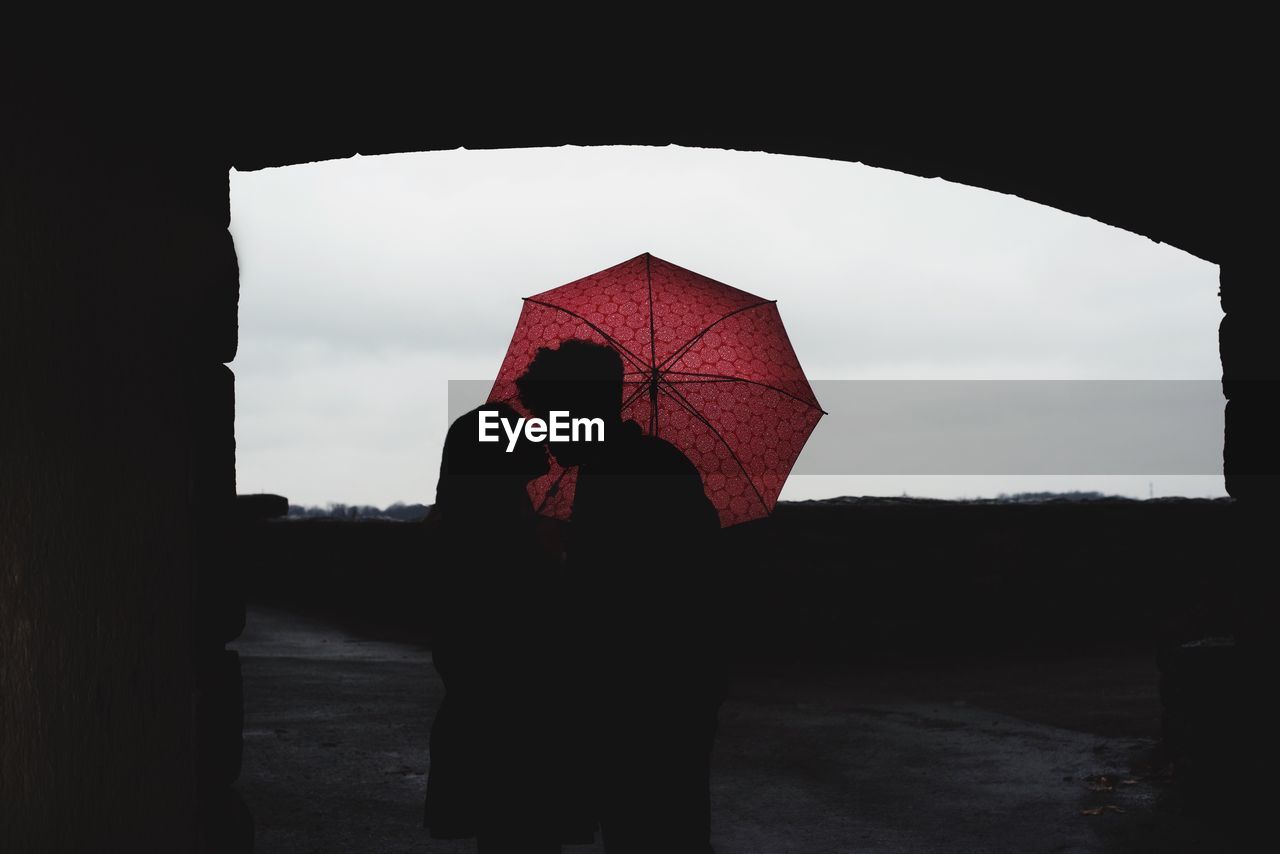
[284,491,1153,523]
[992,490,1117,503]
[286,502,430,522]
[781,490,1135,507]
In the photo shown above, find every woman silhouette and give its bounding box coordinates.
[423,403,593,853]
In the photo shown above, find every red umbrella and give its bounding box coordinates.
[488,253,824,527]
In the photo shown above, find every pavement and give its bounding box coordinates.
[231,605,1231,853]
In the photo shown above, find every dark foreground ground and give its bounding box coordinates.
[232,605,1233,854]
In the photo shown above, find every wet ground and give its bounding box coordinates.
[231,605,1231,853]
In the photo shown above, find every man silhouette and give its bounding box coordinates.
[517,339,724,854]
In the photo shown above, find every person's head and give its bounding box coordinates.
[434,402,549,518]
[515,339,625,466]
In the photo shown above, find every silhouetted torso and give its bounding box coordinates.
[566,419,724,854]
[424,404,592,852]
[425,511,560,841]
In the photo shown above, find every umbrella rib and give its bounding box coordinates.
[655,380,770,517]
[646,254,658,435]
[655,299,776,372]
[646,254,657,370]
[660,371,827,414]
[523,298,650,374]
[619,381,648,414]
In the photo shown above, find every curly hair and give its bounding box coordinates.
[515,339,625,420]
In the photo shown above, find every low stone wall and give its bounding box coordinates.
[245,499,1239,660]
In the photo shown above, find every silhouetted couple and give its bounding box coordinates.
[425,339,724,853]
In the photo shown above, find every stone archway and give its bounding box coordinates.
[3,62,1272,852]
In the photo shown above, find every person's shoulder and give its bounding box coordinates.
[600,423,721,528]
[633,433,702,478]
[641,436,721,528]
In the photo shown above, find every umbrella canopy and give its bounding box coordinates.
[488,253,824,526]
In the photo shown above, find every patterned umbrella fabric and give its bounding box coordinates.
[489,253,824,527]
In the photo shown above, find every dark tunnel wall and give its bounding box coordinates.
[2,58,1275,852]
[1,123,238,849]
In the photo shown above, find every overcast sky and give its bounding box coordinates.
[229,145,1225,507]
